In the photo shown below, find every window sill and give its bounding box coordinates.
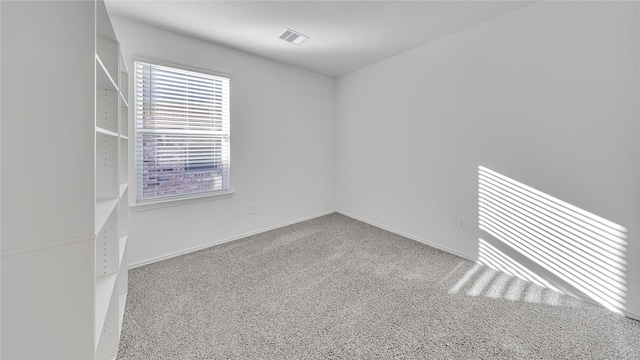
[130,190,234,212]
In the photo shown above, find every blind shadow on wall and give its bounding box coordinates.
[469,166,628,314]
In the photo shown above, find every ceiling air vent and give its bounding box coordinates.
[279,28,309,46]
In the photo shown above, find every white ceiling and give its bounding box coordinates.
[105,1,534,77]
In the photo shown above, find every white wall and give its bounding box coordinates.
[111,17,336,267]
[336,1,640,317]
[113,2,640,318]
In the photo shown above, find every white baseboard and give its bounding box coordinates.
[335,209,475,262]
[128,210,336,269]
[623,310,640,322]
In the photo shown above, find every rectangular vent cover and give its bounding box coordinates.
[279,28,309,46]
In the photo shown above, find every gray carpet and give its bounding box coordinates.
[117,213,640,359]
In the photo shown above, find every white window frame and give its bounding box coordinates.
[131,58,233,211]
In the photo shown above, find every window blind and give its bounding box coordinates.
[135,61,230,200]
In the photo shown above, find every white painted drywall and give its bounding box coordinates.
[111,17,336,267]
[335,1,640,317]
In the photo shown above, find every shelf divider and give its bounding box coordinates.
[95,198,118,233]
[96,55,118,91]
[118,236,128,267]
[118,292,127,337]
[94,273,117,346]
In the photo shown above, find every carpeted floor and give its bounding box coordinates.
[117,213,640,359]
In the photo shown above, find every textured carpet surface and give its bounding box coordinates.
[118,213,640,359]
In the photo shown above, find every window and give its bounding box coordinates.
[135,61,230,201]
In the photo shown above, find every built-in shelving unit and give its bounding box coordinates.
[95,1,129,358]
[1,1,128,358]
[117,48,130,344]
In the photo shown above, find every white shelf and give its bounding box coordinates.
[94,274,117,346]
[95,199,117,233]
[96,126,118,138]
[96,56,117,91]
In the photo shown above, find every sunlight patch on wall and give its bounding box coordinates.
[478,166,628,313]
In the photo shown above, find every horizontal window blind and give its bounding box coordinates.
[135,61,230,200]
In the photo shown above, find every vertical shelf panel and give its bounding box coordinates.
[97,89,118,133]
[95,284,119,358]
[96,38,118,86]
[117,46,129,342]
[96,132,118,202]
[96,209,118,277]
[118,243,128,291]
[119,52,129,105]
[119,138,128,185]
[119,50,129,139]
[117,243,128,339]
[118,235,128,296]
[94,273,116,347]
[118,188,129,238]
[120,105,129,138]
[120,106,129,138]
